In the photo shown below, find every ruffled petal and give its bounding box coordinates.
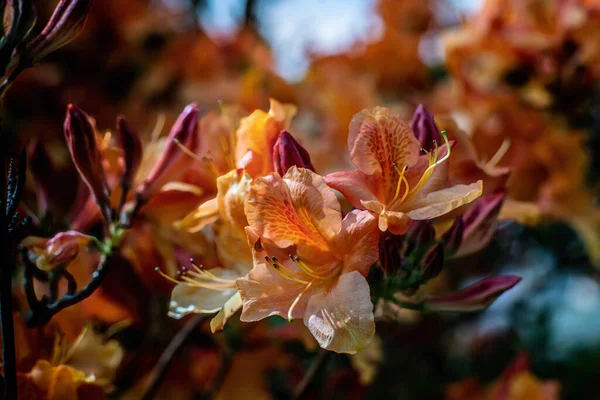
[303,271,375,354]
[348,107,421,202]
[334,210,380,276]
[404,181,483,220]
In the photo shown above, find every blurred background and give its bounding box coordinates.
[6,0,600,399]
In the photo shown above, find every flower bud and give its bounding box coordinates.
[379,232,410,275]
[136,104,199,201]
[64,104,111,222]
[22,230,94,271]
[410,104,442,151]
[424,276,521,312]
[441,216,464,257]
[272,130,315,175]
[421,242,444,281]
[116,115,143,189]
[24,0,92,64]
[456,192,505,257]
[405,220,435,255]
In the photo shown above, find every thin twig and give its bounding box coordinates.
[293,349,331,400]
[140,314,206,400]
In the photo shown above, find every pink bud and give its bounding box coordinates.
[441,216,464,256]
[456,192,506,257]
[424,276,521,312]
[410,104,442,151]
[136,104,199,201]
[64,104,111,223]
[116,115,143,189]
[24,0,92,64]
[272,130,315,175]
[421,243,444,281]
[22,230,94,271]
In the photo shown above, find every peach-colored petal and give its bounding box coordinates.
[324,170,379,209]
[237,261,312,322]
[174,197,219,233]
[348,107,421,201]
[210,291,243,333]
[404,181,483,220]
[381,210,411,235]
[168,268,240,318]
[217,170,252,231]
[283,166,342,241]
[245,170,338,261]
[303,271,375,354]
[335,210,380,276]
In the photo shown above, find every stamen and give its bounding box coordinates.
[173,138,203,161]
[486,137,511,169]
[289,254,335,280]
[287,280,314,321]
[406,130,451,200]
[265,256,310,284]
[155,267,182,285]
[390,164,409,204]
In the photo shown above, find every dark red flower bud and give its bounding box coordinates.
[424,276,521,312]
[441,216,464,257]
[421,242,444,281]
[64,104,111,223]
[24,0,92,64]
[405,220,435,254]
[22,230,94,271]
[410,104,442,151]
[136,104,199,201]
[272,130,315,175]
[379,232,409,275]
[116,115,143,189]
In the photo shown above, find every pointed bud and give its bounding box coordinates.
[24,0,92,64]
[64,104,111,223]
[116,116,143,189]
[272,130,315,175]
[424,276,521,312]
[456,192,506,257]
[379,232,410,275]
[410,104,442,151]
[405,220,435,255]
[136,104,199,201]
[21,230,94,271]
[441,216,463,257]
[421,243,445,281]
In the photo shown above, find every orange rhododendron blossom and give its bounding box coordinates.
[326,107,483,235]
[237,167,380,354]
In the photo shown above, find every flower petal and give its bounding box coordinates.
[210,291,243,333]
[168,268,240,318]
[245,169,340,261]
[404,181,483,220]
[174,197,219,233]
[348,107,421,202]
[237,261,311,321]
[304,271,375,354]
[324,170,379,209]
[335,210,380,276]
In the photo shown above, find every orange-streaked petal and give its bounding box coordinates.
[245,170,337,261]
[325,170,379,209]
[304,271,375,354]
[348,107,420,202]
[404,181,483,220]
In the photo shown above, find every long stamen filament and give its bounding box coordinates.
[407,130,451,198]
[287,280,314,321]
[390,164,409,204]
[265,257,310,284]
[486,137,511,169]
[173,138,202,161]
